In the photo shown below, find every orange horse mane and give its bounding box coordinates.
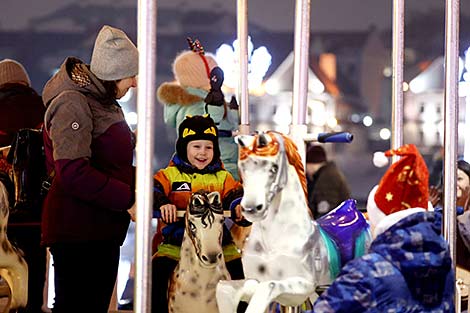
[239,131,309,204]
[275,132,309,203]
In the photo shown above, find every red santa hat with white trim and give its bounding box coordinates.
[367,144,429,233]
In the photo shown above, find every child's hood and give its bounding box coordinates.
[157,82,204,107]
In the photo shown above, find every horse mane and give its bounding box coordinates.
[270,132,308,204]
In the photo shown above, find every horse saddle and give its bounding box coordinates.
[317,199,369,267]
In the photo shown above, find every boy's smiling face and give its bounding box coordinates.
[187,140,214,170]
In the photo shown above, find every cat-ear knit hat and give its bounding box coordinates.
[176,115,220,164]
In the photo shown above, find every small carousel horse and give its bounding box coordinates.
[216,131,370,313]
[0,175,28,312]
[168,190,230,313]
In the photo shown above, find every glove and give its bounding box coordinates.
[229,96,239,110]
[204,66,225,107]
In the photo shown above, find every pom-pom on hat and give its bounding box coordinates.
[367,144,429,228]
[90,25,139,81]
[172,38,217,90]
[176,115,220,164]
[0,59,31,87]
[373,151,389,168]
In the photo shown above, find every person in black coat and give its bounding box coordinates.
[306,145,351,219]
[0,59,45,146]
[0,58,46,313]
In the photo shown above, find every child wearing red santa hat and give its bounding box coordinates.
[313,144,455,313]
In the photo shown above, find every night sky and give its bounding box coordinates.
[2,0,470,32]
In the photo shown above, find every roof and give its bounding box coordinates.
[265,51,340,96]
[408,56,445,93]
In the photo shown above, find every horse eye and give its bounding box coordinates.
[270,164,278,174]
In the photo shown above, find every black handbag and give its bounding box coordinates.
[6,128,48,223]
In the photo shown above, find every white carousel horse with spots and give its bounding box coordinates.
[216,131,371,313]
[0,176,28,312]
[167,190,230,313]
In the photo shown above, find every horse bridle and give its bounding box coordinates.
[265,132,288,207]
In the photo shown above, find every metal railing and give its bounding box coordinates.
[130,0,463,311]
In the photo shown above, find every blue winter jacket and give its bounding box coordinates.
[313,211,455,313]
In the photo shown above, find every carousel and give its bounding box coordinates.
[0,0,466,312]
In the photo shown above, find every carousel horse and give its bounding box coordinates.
[168,190,230,313]
[0,175,28,312]
[216,131,370,313]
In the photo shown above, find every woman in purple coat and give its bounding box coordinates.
[41,25,138,313]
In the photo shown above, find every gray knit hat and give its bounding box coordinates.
[90,25,139,81]
[0,59,31,87]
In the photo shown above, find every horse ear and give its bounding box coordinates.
[207,191,223,214]
[207,191,221,206]
[234,135,254,148]
[191,194,204,207]
[257,133,271,147]
[234,135,245,146]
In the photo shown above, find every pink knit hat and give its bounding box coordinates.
[0,59,31,87]
[172,39,218,90]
